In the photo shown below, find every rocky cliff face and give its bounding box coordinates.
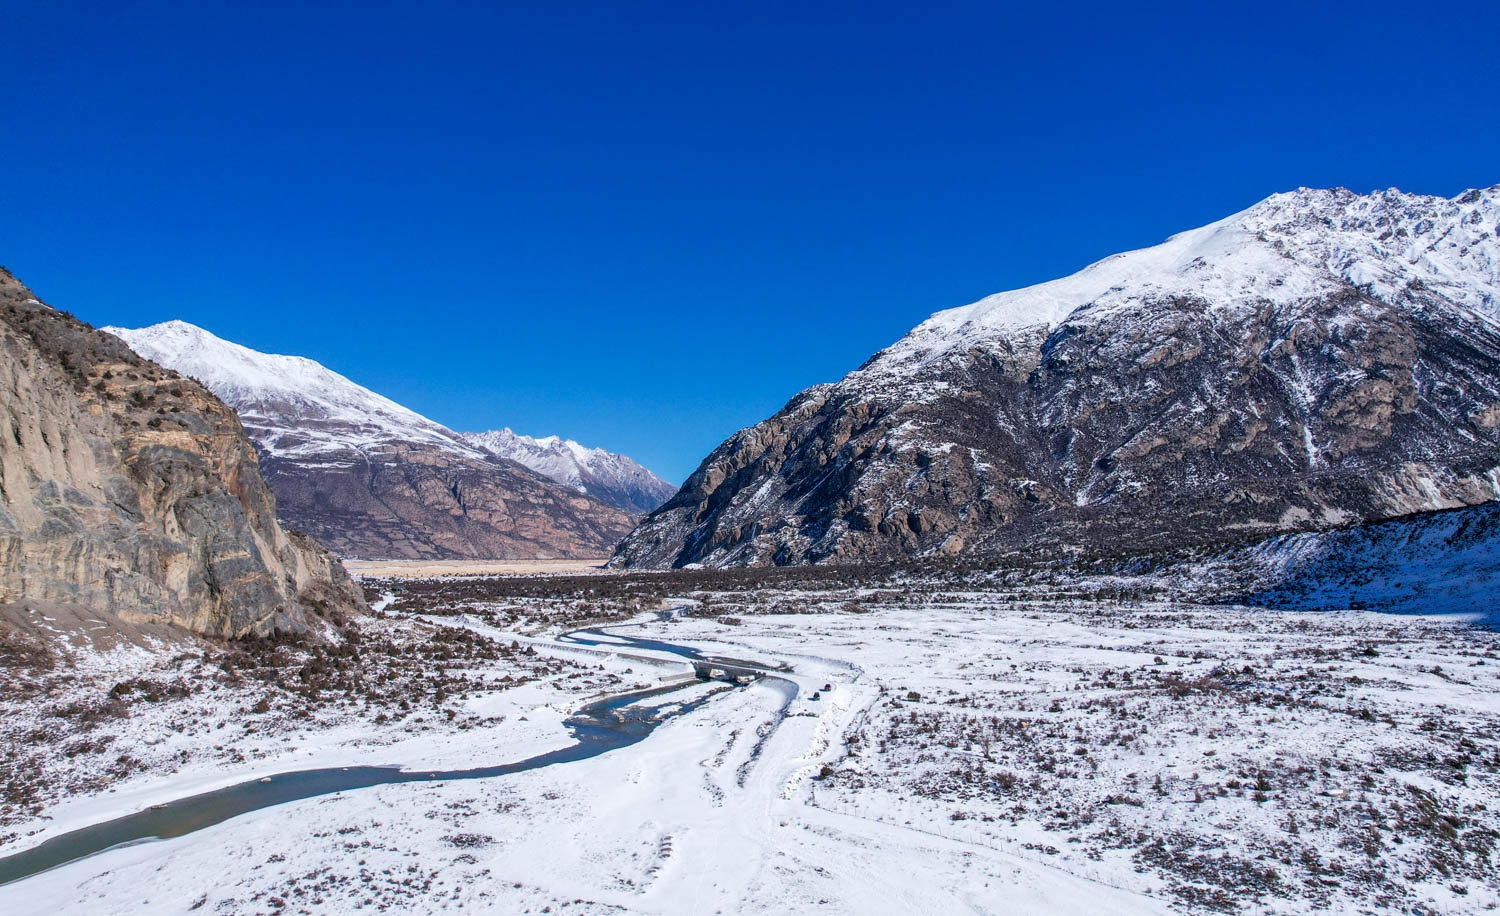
[106,322,635,560]
[0,271,363,638]
[462,428,677,514]
[252,444,635,561]
[617,186,1500,568]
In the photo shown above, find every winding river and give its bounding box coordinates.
[0,621,795,887]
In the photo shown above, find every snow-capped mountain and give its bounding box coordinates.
[105,321,635,560]
[462,428,676,514]
[868,186,1500,380]
[106,321,486,460]
[616,185,1500,568]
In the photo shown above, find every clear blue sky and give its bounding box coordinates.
[4,1,1496,483]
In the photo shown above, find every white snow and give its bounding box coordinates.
[101,321,675,504]
[5,576,1498,914]
[861,185,1500,382]
[463,427,675,508]
[463,428,610,489]
[103,320,489,462]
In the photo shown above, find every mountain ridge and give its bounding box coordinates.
[105,321,636,560]
[461,427,676,514]
[615,185,1500,568]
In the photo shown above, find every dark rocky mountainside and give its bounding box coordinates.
[617,186,1500,568]
[0,271,363,638]
[253,443,635,561]
[107,322,635,560]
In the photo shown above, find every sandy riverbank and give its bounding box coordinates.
[344,558,613,578]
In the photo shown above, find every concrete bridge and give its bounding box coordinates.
[691,660,767,682]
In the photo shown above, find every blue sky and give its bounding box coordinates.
[3,1,1497,483]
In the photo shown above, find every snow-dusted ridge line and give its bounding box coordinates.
[104,319,646,559]
[103,323,673,508]
[862,185,1500,381]
[465,428,626,489]
[615,183,1500,569]
[464,427,678,513]
[102,320,486,460]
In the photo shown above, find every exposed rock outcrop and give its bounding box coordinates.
[0,271,363,637]
[617,186,1500,568]
[252,444,636,561]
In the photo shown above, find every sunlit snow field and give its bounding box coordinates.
[2,575,1498,915]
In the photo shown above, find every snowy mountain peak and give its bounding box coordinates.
[104,321,637,558]
[463,428,676,515]
[104,320,478,460]
[107,321,677,518]
[867,185,1500,382]
[616,183,1500,569]
[464,429,603,477]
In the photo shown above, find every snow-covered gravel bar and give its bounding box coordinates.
[2,578,1497,914]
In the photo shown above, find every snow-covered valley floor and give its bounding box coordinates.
[2,576,1498,914]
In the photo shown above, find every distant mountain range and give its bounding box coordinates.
[462,428,675,514]
[616,185,1500,568]
[105,321,670,559]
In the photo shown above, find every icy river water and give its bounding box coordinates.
[0,623,792,887]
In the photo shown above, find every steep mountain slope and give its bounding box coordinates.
[462,428,676,514]
[105,322,634,560]
[617,185,1500,568]
[1111,500,1500,622]
[0,270,362,638]
[1236,502,1500,620]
